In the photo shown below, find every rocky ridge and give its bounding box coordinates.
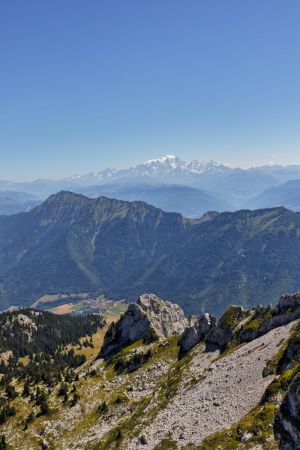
[100,291,300,362]
[178,312,215,355]
[176,292,300,357]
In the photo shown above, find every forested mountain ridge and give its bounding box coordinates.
[1,192,300,314]
[0,192,195,310]
[128,206,300,314]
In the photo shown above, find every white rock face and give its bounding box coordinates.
[179,313,216,355]
[100,293,189,357]
[137,293,189,338]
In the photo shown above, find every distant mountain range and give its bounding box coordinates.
[0,191,40,215]
[244,179,300,211]
[2,155,300,216]
[81,183,233,218]
[1,191,300,315]
[0,155,233,195]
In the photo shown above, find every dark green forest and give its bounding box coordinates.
[0,309,103,434]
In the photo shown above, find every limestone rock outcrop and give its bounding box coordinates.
[237,293,300,344]
[137,293,189,337]
[204,292,300,352]
[206,305,250,350]
[100,294,189,358]
[178,313,215,355]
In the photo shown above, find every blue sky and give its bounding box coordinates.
[0,1,300,180]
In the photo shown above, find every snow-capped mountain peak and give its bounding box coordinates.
[184,159,226,174]
[58,155,232,186]
[143,155,183,172]
[144,154,179,165]
[141,155,227,175]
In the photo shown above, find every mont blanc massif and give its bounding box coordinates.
[0,155,300,450]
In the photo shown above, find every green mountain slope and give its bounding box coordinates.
[1,192,300,314]
[127,207,300,314]
[0,192,194,309]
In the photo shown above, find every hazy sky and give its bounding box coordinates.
[1,1,300,180]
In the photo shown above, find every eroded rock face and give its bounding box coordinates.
[278,292,300,312]
[268,293,300,330]
[206,305,250,350]
[137,294,189,338]
[100,294,189,358]
[205,293,300,352]
[275,377,300,450]
[237,293,300,344]
[179,313,216,356]
[179,294,300,356]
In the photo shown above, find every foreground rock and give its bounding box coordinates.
[275,377,300,450]
[100,292,300,360]
[100,294,189,357]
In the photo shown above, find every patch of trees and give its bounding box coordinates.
[0,309,103,386]
[0,308,103,432]
[114,349,152,374]
[0,309,103,356]
[0,435,6,450]
[0,347,84,387]
[0,404,16,425]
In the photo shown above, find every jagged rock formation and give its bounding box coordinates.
[196,292,300,352]
[206,305,250,350]
[136,293,189,336]
[173,292,300,357]
[100,291,300,361]
[100,294,189,357]
[275,377,300,450]
[236,292,300,344]
[178,313,215,355]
